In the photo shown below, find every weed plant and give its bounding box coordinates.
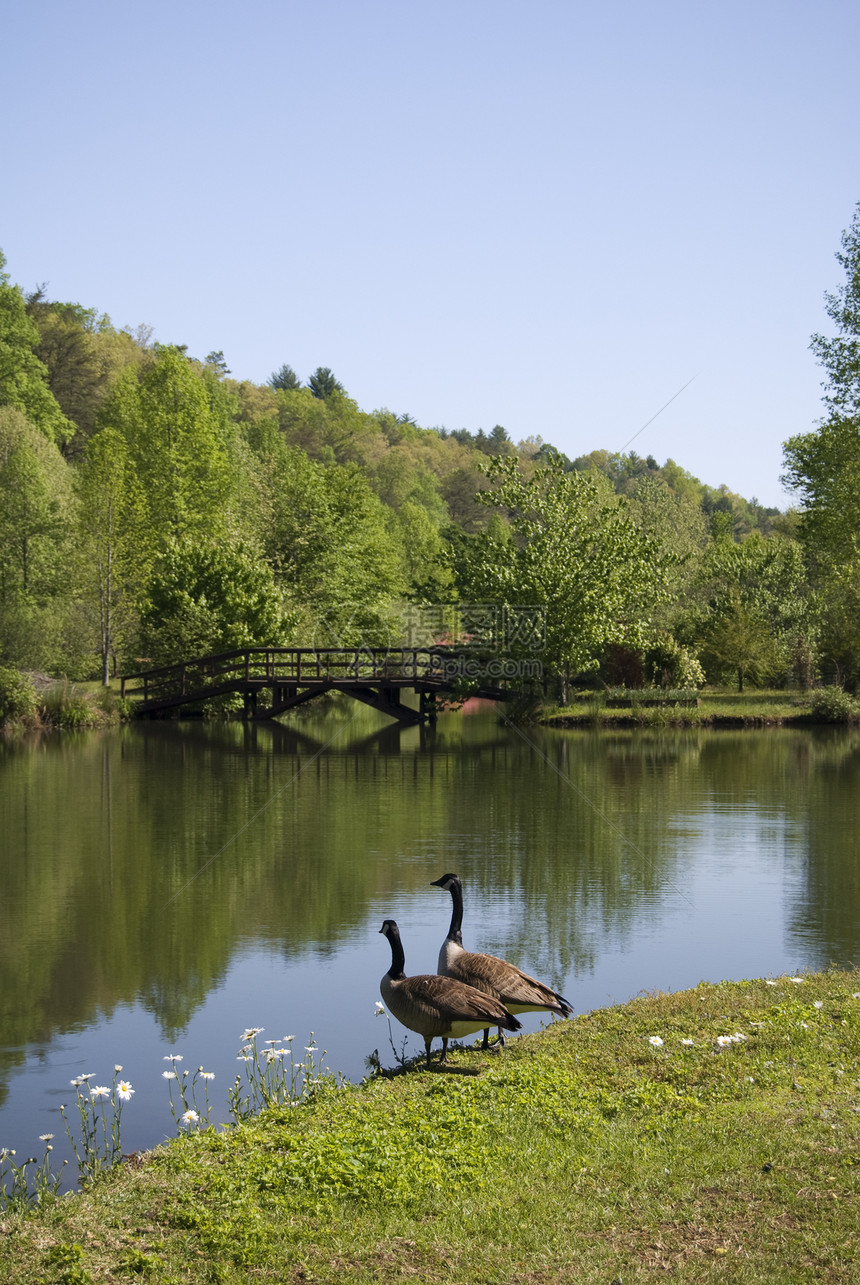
[59,1068,134,1184]
[228,1029,339,1120]
[1,1031,331,1212]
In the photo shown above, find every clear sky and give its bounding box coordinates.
[3,0,859,509]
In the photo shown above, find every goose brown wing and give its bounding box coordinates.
[454,950,571,1013]
[407,973,515,1026]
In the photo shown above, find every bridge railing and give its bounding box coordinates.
[120,647,461,705]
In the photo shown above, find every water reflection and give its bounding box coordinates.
[1,708,859,1153]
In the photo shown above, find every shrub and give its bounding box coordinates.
[0,667,38,724]
[40,682,104,729]
[809,685,859,723]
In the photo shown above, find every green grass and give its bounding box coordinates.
[543,687,819,728]
[2,971,859,1283]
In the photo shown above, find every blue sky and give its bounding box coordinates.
[3,0,859,509]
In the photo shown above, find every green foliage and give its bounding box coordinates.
[453,455,672,693]
[307,365,344,399]
[681,533,812,690]
[268,362,301,391]
[0,665,37,723]
[809,685,859,722]
[139,536,294,667]
[75,427,146,683]
[0,251,72,447]
[0,408,73,605]
[643,633,706,688]
[101,346,235,561]
[784,204,860,570]
[39,681,107,729]
[246,435,403,645]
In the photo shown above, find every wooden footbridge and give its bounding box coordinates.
[120,647,512,724]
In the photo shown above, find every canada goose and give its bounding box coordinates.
[379,919,521,1066]
[431,872,573,1047]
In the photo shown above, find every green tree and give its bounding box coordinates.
[75,427,146,683]
[682,533,812,690]
[101,345,234,562]
[0,252,72,446]
[245,433,402,645]
[268,363,301,391]
[452,455,671,700]
[139,536,293,667]
[784,203,860,564]
[307,366,344,400]
[0,407,75,667]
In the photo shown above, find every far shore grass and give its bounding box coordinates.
[2,970,858,1284]
[541,687,838,729]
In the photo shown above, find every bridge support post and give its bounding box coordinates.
[420,690,437,723]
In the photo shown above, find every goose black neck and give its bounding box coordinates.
[386,926,406,979]
[446,879,464,946]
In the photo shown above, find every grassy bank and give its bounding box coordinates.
[541,687,850,729]
[2,971,858,1283]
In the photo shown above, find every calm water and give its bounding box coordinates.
[2,702,859,1179]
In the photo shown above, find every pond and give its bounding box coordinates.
[1,701,859,1183]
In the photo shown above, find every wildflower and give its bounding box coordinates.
[375,1002,386,1016]
[39,1134,54,1142]
[200,1071,215,1080]
[853,993,860,1000]
[116,1081,135,1101]
[283,1035,295,1042]
[162,1071,177,1080]
[789,977,804,984]
[164,1054,183,1062]
[241,1027,263,1040]
[648,1036,664,1047]
[70,1078,82,1087]
[716,1035,734,1047]
[681,1038,694,1046]
[305,1045,319,1054]
[114,1064,123,1072]
[90,1085,110,1098]
[813,1000,824,1010]
[731,1033,747,1042]
[765,979,777,986]
[179,1110,199,1126]
[80,1073,95,1081]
